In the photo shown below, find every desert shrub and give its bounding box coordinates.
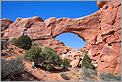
[62,58,70,70]
[11,38,18,45]
[42,47,62,69]
[82,68,97,77]
[26,46,62,71]
[11,35,32,50]
[80,68,97,81]
[1,57,24,80]
[1,40,7,50]
[60,72,70,80]
[100,73,121,81]
[81,51,95,70]
[25,46,42,62]
[80,51,96,80]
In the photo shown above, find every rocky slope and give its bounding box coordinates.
[1,0,121,75]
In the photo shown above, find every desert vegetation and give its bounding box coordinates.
[26,46,62,71]
[25,45,70,71]
[1,34,121,81]
[11,34,32,50]
[81,51,95,70]
[100,73,121,81]
[60,72,71,80]
[61,58,70,70]
[1,57,24,80]
[79,51,97,80]
[2,34,120,81]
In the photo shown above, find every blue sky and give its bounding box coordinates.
[2,1,98,49]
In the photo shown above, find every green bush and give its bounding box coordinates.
[100,73,121,81]
[81,51,95,70]
[26,46,62,71]
[41,47,62,67]
[25,46,42,62]
[62,58,70,70]
[1,40,7,50]
[11,38,18,45]
[60,72,70,80]
[11,35,32,50]
[1,57,24,80]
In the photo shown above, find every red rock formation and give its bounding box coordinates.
[88,0,121,75]
[1,0,121,75]
[1,18,13,31]
[97,1,107,8]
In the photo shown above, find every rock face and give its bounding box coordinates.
[97,1,107,8]
[1,0,121,75]
[1,18,13,31]
[61,49,83,68]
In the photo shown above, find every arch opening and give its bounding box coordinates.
[55,32,86,49]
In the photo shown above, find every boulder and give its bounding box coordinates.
[97,1,107,8]
[70,59,80,68]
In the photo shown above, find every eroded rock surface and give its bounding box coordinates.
[1,18,13,31]
[1,0,121,75]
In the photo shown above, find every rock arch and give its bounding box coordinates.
[50,11,101,43]
[2,10,101,43]
[1,0,121,75]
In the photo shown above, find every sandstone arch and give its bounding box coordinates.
[50,11,101,42]
[1,0,121,75]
